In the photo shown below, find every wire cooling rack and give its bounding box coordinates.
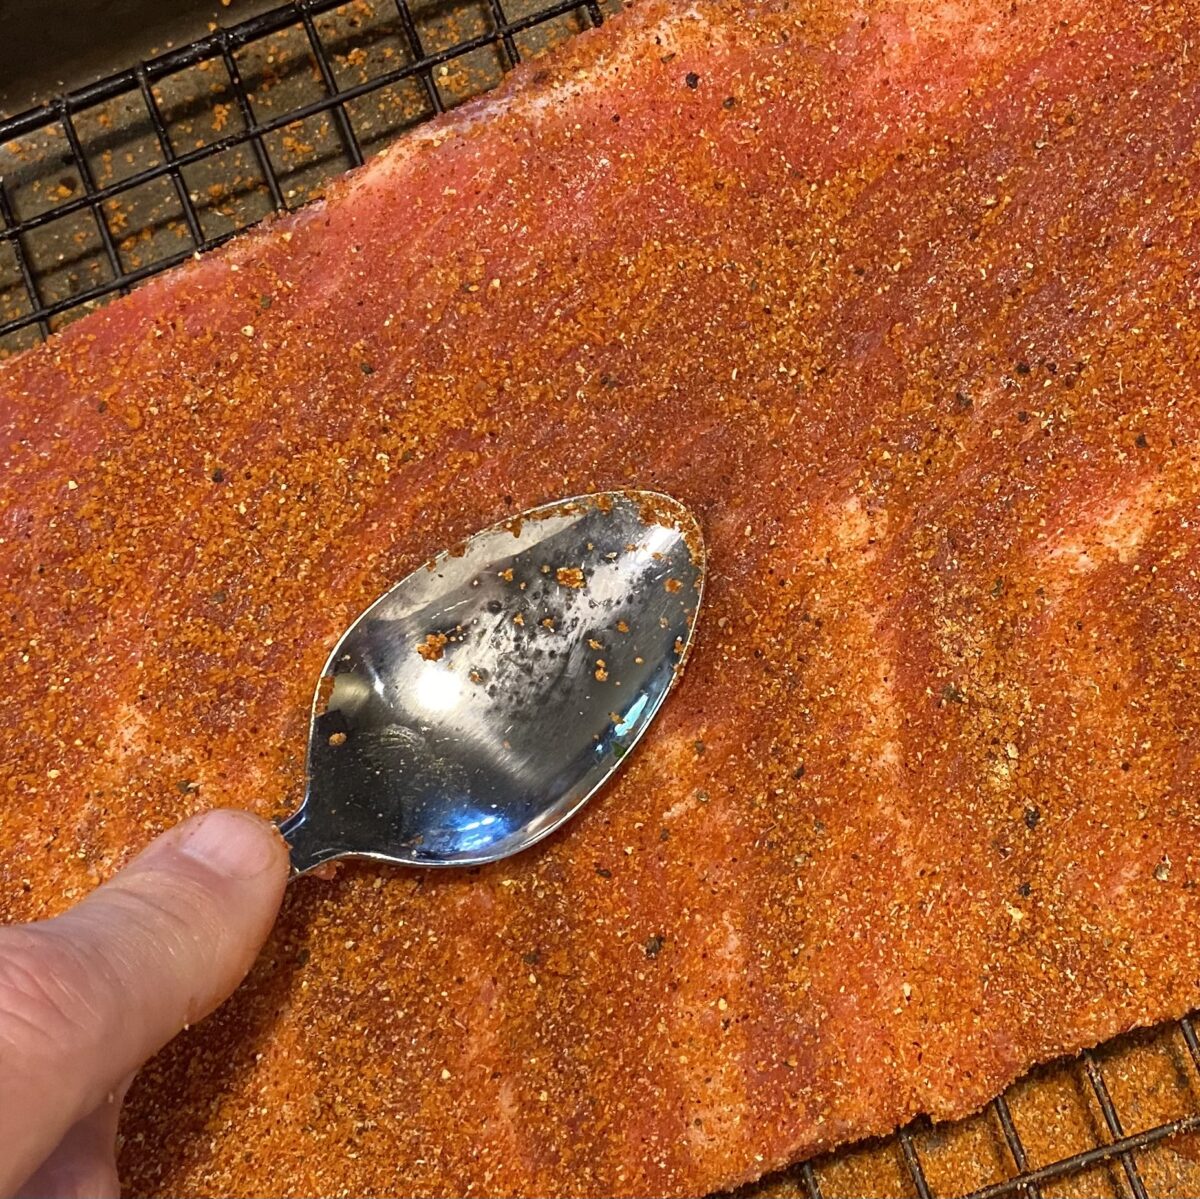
[0,0,610,355]
[4,1,1200,1194]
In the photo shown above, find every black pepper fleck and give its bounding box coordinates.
[645,933,665,958]
[685,72,700,88]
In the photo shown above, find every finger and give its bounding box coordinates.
[14,1114,118,1199]
[0,810,288,1196]
[13,1078,130,1199]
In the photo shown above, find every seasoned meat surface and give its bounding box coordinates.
[2,0,1200,1194]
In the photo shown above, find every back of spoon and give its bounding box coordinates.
[279,491,704,875]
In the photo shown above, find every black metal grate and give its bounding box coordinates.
[785,1019,1200,1199]
[0,0,609,354]
[4,3,1200,1197]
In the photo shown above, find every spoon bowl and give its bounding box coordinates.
[280,491,704,874]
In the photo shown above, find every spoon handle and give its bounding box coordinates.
[277,808,329,880]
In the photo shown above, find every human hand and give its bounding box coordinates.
[1,810,289,1198]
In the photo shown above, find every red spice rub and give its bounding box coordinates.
[417,631,450,661]
[3,0,1200,1195]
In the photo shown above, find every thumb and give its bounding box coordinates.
[0,809,289,1196]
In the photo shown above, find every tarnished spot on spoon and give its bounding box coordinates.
[280,491,704,874]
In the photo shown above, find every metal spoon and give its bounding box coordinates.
[279,491,704,875]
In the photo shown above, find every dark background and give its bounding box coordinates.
[0,0,278,111]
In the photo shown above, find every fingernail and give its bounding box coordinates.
[176,810,280,880]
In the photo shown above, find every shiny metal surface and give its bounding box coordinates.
[279,492,704,874]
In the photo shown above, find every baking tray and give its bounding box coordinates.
[4,1,1200,1194]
